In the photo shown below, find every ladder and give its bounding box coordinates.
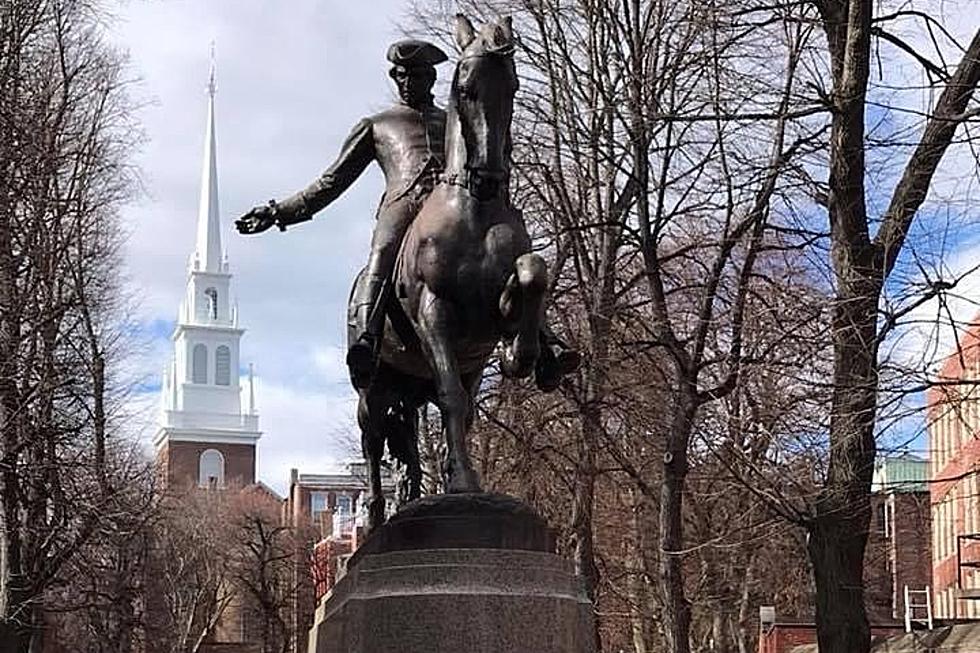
[904,585,933,632]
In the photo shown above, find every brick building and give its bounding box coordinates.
[757,622,906,653]
[865,454,933,621]
[928,317,980,619]
[282,463,394,653]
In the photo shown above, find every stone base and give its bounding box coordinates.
[308,494,595,653]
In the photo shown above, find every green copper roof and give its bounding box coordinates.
[871,454,928,493]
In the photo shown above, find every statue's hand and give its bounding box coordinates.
[235,204,278,235]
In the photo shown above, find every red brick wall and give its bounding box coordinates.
[311,538,353,600]
[758,624,905,653]
[160,441,255,489]
[758,624,816,653]
[891,493,933,614]
[865,491,932,620]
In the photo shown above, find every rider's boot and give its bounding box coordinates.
[347,276,387,389]
[535,326,582,392]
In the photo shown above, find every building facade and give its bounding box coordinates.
[283,463,394,653]
[928,322,980,619]
[864,454,933,622]
[153,62,261,492]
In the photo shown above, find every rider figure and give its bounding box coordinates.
[236,39,578,389]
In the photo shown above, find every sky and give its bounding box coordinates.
[108,0,424,494]
[106,1,980,488]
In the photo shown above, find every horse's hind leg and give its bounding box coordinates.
[416,286,480,494]
[499,253,548,378]
[357,391,386,531]
[403,404,423,501]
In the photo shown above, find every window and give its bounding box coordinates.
[198,449,224,488]
[336,494,352,515]
[192,344,208,384]
[215,346,230,386]
[875,502,887,534]
[205,287,218,320]
[311,492,328,517]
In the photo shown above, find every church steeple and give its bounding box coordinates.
[155,49,260,489]
[194,46,222,273]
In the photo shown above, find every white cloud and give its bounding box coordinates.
[884,239,980,375]
[251,377,360,496]
[109,0,419,488]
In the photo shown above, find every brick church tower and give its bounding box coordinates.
[153,60,261,490]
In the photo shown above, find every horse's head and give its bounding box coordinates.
[450,14,518,200]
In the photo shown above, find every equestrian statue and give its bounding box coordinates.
[236,14,578,530]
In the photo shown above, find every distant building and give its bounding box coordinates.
[153,59,260,492]
[145,56,397,653]
[283,463,394,653]
[756,616,904,653]
[146,60,274,653]
[928,323,980,619]
[865,454,932,622]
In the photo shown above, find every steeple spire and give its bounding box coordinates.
[195,44,222,273]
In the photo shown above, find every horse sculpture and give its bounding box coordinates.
[350,15,546,530]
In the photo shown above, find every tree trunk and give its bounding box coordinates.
[571,403,601,651]
[809,285,879,653]
[660,386,697,653]
[627,491,658,653]
[809,513,871,653]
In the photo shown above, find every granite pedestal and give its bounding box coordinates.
[307,494,596,653]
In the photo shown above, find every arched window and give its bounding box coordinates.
[205,287,218,320]
[215,346,231,386]
[198,449,225,488]
[192,344,208,384]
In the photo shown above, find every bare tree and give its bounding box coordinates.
[798,4,980,651]
[149,489,238,653]
[0,1,141,649]
[233,491,298,653]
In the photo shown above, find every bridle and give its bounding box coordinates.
[444,48,515,200]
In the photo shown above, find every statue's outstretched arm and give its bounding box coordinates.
[275,118,376,227]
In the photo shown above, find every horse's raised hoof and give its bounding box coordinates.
[534,346,561,392]
[535,346,581,392]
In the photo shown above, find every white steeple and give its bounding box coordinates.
[155,50,260,460]
[195,45,222,273]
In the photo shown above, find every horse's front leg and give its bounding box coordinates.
[357,391,386,531]
[417,286,480,493]
[499,253,548,378]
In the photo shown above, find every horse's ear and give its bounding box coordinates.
[497,16,513,46]
[454,14,476,51]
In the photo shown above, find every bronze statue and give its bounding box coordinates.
[237,15,578,529]
[235,38,450,389]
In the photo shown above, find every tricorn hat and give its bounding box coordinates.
[387,39,449,68]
